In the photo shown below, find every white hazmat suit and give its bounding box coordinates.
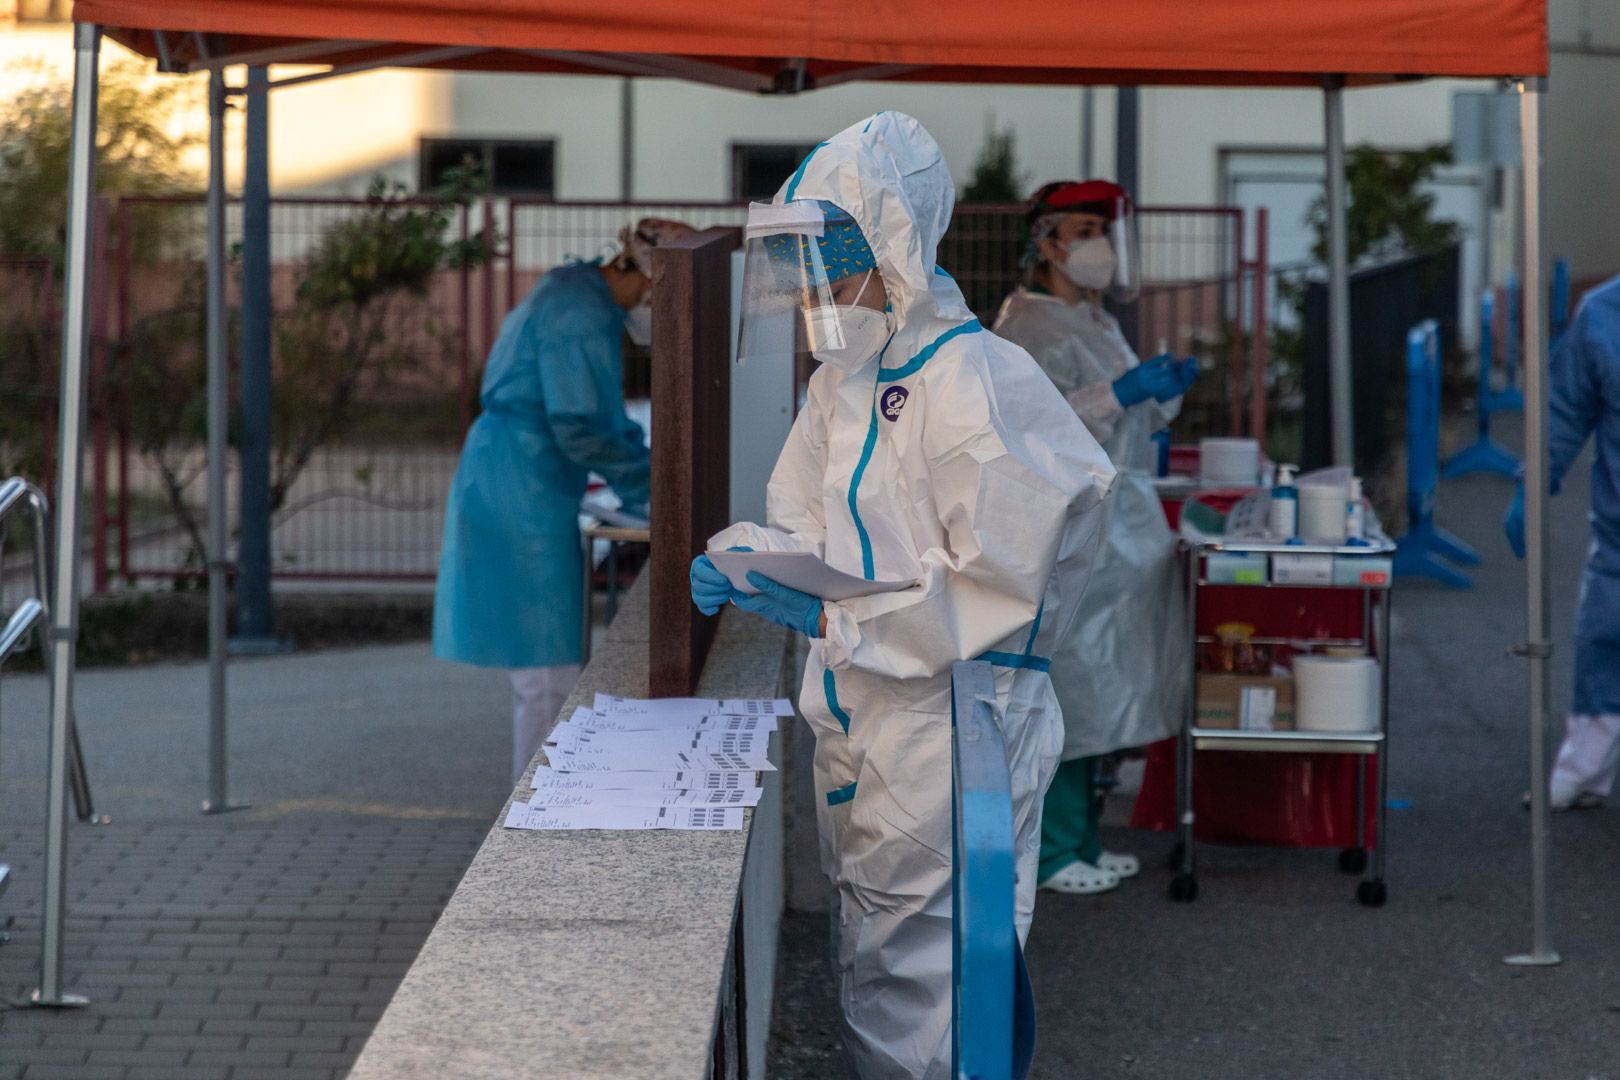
[709,114,1115,1078]
[994,288,1187,761]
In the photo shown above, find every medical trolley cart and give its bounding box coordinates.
[1170,534,1395,908]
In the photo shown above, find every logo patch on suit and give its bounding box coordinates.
[880,385,910,422]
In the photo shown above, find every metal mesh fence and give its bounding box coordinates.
[0,197,1267,593]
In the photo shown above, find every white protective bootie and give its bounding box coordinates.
[1038,860,1120,895]
[1096,850,1140,879]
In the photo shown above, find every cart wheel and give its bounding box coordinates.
[1356,880,1387,908]
[1167,843,1185,870]
[1169,873,1199,903]
[1338,847,1368,875]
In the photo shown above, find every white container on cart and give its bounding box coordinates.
[1292,655,1380,732]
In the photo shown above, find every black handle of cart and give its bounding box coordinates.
[1171,535,1395,908]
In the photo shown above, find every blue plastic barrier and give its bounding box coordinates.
[1395,320,1480,587]
[1442,290,1521,479]
[1551,257,1571,344]
[950,659,1033,1080]
[1488,272,1526,414]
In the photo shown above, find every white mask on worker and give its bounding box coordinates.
[624,299,652,347]
[802,273,890,372]
[1059,236,1117,291]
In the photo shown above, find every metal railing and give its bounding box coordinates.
[0,477,96,1007]
[950,659,1031,1080]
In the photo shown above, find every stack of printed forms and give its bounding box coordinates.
[502,693,791,832]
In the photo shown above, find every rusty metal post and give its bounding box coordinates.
[1251,208,1269,444]
[648,227,739,695]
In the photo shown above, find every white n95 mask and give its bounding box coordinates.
[1060,236,1117,292]
[803,305,890,372]
[802,270,890,372]
[624,300,653,347]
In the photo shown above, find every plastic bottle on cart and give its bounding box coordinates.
[1270,464,1299,539]
[1345,476,1366,541]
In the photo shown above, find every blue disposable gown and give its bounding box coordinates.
[1550,274,1620,715]
[433,261,650,669]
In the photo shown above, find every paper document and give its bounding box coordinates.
[525,787,763,809]
[706,549,919,602]
[527,767,762,792]
[545,747,774,773]
[546,727,770,757]
[594,694,794,718]
[576,712,777,734]
[504,803,743,831]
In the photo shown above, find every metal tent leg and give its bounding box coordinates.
[33,20,101,1010]
[1505,79,1560,968]
[1323,75,1355,470]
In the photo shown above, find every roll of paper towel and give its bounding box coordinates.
[1200,437,1260,487]
[1292,655,1380,732]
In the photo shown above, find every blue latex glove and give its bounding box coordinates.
[1505,483,1525,559]
[690,546,751,615]
[735,571,823,638]
[1113,357,1182,408]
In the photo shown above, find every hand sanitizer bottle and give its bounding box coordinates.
[1270,464,1298,539]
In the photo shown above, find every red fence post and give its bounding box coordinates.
[1251,208,1269,446]
[90,197,110,593]
[459,203,473,434]
[116,199,132,583]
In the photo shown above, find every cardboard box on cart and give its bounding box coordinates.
[1196,673,1295,731]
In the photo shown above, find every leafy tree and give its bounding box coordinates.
[1304,143,1459,267]
[962,127,1028,203]
[0,58,202,267]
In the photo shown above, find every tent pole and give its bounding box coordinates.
[202,70,233,814]
[33,20,99,1009]
[234,65,275,652]
[1505,78,1560,968]
[1323,75,1354,469]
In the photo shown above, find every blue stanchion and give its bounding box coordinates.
[950,659,1030,1080]
[1488,272,1525,413]
[1551,257,1571,345]
[1442,290,1520,480]
[1395,320,1479,588]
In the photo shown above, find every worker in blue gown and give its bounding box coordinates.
[1506,273,1620,809]
[435,219,693,784]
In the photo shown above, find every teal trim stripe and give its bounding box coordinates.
[826,781,857,806]
[847,409,880,579]
[878,319,983,382]
[783,142,827,201]
[976,650,1052,673]
[1022,601,1045,656]
[824,669,851,734]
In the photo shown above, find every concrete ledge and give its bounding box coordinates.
[349,578,793,1080]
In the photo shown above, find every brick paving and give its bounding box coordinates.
[0,816,487,1079]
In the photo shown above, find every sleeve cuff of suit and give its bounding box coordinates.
[818,603,860,669]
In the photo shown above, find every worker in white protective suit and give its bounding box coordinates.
[994,180,1198,896]
[688,114,1114,1079]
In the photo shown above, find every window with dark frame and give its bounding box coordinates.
[731,143,820,202]
[419,138,556,197]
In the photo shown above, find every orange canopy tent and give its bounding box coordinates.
[78,0,1545,86]
[29,0,1555,1010]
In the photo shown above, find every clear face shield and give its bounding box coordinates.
[1040,196,1140,304]
[737,200,890,374]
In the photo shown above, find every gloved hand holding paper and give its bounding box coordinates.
[705,549,920,602]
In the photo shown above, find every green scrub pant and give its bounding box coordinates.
[1038,755,1103,882]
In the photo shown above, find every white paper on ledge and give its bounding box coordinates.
[594,694,794,718]
[705,549,919,602]
[503,803,743,831]
[546,727,770,757]
[525,787,763,809]
[527,767,762,792]
[572,712,778,734]
[543,746,775,773]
